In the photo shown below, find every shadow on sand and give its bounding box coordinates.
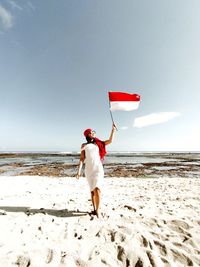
[0,206,88,218]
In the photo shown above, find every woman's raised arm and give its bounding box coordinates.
[104,124,117,145]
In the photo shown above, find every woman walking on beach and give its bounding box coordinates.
[77,124,116,217]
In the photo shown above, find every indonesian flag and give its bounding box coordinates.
[108,92,141,111]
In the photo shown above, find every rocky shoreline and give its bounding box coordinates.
[0,153,199,178]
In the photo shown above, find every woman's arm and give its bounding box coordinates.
[76,144,85,179]
[104,124,117,145]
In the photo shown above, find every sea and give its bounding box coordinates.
[0,152,200,177]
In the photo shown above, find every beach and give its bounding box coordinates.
[0,175,200,267]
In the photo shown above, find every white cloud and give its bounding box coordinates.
[0,4,13,30]
[133,112,181,128]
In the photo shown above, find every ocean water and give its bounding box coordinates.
[0,152,200,177]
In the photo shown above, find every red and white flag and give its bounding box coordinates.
[108,92,141,111]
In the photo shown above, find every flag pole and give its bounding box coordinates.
[109,109,114,124]
[108,92,118,131]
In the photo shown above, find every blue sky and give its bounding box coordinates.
[0,0,200,152]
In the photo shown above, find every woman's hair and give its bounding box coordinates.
[86,136,95,143]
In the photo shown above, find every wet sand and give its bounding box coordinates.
[0,152,200,178]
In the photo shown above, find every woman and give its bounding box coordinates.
[76,124,116,218]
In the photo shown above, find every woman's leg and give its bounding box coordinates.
[93,187,100,217]
[91,191,95,213]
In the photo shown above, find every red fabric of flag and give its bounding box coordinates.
[108,92,141,111]
[109,92,140,102]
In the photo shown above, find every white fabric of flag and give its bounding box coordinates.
[108,92,140,111]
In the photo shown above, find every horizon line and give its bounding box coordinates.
[0,150,200,154]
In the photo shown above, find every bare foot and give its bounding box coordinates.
[95,210,99,218]
[88,210,96,216]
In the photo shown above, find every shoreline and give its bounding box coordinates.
[0,152,200,178]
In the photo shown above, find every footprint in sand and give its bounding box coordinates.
[105,230,116,242]
[60,251,67,264]
[15,255,31,267]
[141,235,148,247]
[146,251,156,267]
[117,245,131,267]
[135,258,144,267]
[153,240,167,256]
[117,245,125,261]
[167,222,192,237]
[170,248,193,266]
[124,205,137,212]
[46,249,53,264]
[170,219,190,230]
[106,229,127,243]
[173,242,192,254]
[182,236,198,248]
[116,231,127,242]
[160,257,170,266]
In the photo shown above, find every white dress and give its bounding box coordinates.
[83,143,104,191]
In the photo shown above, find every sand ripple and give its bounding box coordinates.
[0,176,200,266]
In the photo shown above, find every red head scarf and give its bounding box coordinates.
[84,128,92,137]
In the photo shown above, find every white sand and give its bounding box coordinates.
[0,175,200,267]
